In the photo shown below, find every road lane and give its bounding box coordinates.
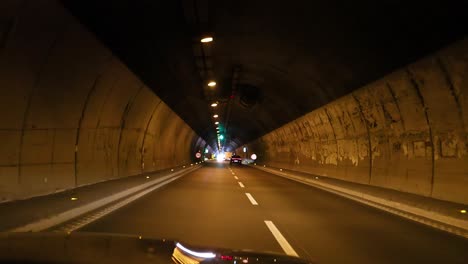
[79,161,468,263]
[80,162,283,254]
[230,165,468,264]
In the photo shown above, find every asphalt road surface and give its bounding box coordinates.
[81,161,468,264]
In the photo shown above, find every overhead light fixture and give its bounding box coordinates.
[211,103,218,107]
[213,114,218,118]
[215,121,219,124]
[208,81,216,87]
[200,37,213,43]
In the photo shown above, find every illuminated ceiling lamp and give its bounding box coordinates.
[207,81,216,87]
[211,103,218,107]
[200,36,213,43]
[215,121,219,124]
[213,114,218,118]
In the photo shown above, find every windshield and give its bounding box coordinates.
[1,0,468,264]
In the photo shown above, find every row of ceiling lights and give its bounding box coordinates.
[201,36,223,151]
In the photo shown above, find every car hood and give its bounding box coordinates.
[0,232,313,264]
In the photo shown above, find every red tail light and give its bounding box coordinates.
[221,255,234,261]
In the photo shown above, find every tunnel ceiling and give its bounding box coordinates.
[61,0,467,150]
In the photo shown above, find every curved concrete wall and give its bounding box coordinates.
[0,0,202,201]
[246,39,468,204]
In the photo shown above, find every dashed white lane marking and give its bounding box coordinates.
[264,220,299,257]
[234,176,239,180]
[245,193,258,205]
[238,182,245,188]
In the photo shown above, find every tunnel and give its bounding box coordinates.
[0,1,468,263]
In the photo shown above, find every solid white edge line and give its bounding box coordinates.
[245,193,258,205]
[253,166,468,239]
[238,182,245,188]
[60,176,183,233]
[264,220,299,257]
[10,166,200,232]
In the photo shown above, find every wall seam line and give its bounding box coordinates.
[323,107,340,172]
[17,20,70,184]
[385,82,407,131]
[436,56,465,131]
[73,73,103,187]
[116,84,144,178]
[351,93,373,185]
[406,68,435,196]
[140,100,163,173]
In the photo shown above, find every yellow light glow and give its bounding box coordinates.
[211,103,218,107]
[146,176,150,179]
[215,121,219,124]
[200,37,213,43]
[213,114,218,118]
[208,81,216,87]
[70,197,78,201]
[461,209,467,214]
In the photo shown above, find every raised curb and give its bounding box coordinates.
[10,165,201,232]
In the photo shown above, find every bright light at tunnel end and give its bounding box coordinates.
[216,153,225,162]
[176,243,216,259]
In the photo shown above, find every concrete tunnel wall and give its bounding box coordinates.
[0,0,204,201]
[245,39,468,205]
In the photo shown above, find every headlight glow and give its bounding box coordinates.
[176,243,216,259]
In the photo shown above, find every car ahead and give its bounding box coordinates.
[230,155,242,164]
